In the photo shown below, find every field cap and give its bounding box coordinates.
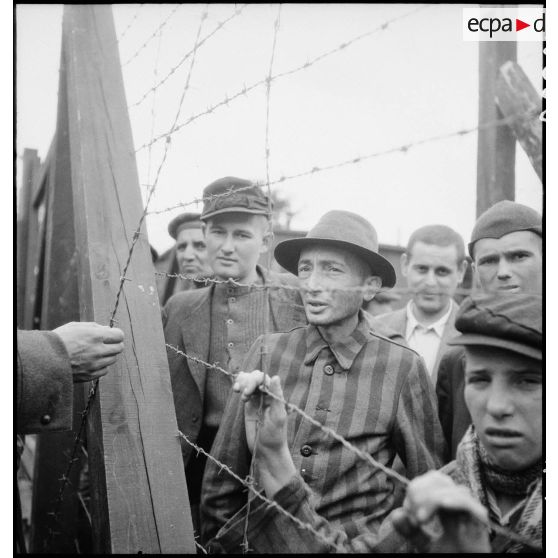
[469,200,542,258]
[200,177,271,221]
[448,293,542,360]
[274,210,396,288]
[168,212,202,240]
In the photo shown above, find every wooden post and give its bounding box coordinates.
[496,60,543,181]
[62,6,195,553]
[30,42,90,553]
[17,148,41,328]
[476,41,517,217]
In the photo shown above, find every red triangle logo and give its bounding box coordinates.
[516,19,530,31]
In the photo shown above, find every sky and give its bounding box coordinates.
[15,3,543,255]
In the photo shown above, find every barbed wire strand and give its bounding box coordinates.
[176,432,346,552]
[117,4,144,42]
[147,108,538,216]
[242,9,282,546]
[129,4,249,109]
[135,4,430,153]
[146,22,164,195]
[168,345,542,551]
[45,6,210,545]
[122,4,182,67]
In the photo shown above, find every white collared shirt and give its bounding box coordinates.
[405,299,455,376]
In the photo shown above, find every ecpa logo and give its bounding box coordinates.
[463,8,545,42]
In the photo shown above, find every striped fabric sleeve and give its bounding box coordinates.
[393,352,447,476]
[200,335,265,545]
[210,474,413,553]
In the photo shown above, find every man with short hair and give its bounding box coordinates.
[162,177,307,533]
[436,200,542,459]
[378,225,467,384]
[201,210,446,548]
[156,212,212,304]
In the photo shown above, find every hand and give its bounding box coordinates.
[233,371,296,497]
[392,471,490,553]
[53,322,124,382]
[233,371,288,455]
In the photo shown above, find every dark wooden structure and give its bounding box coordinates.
[18,5,195,554]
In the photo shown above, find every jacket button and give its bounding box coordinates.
[323,364,334,375]
[191,413,199,423]
[300,444,312,457]
[40,414,52,425]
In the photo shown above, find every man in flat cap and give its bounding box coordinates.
[436,200,542,459]
[162,177,307,534]
[379,224,467,384]
[205,293,542,553]
[201,210,446,548]
[156,212,213,304]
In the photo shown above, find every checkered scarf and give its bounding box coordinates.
[454,426,542,553]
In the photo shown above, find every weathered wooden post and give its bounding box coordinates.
[476,41,517,216]
[496,60,543,181]
[60,5,195,553]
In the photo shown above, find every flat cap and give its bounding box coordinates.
[200,176,271,221]
[469,200,542,258]
[167,212,203,240]
[448,293,542,360]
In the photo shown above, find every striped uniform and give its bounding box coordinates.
[201,314,446,547]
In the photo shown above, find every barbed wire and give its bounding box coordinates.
[129,4,249,109]
[117,4,144,42]
[122,4,182,67]
[176,431,346,552]
[147,108,539,216]
[167,345,541,551]
[135,4,430,153]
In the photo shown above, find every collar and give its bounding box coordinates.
[304,311,372,370]
[405,299,455,339]
[213,264,266,297]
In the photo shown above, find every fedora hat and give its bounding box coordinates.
[274,210,396,288]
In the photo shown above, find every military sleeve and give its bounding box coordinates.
[17,330,73,434]
[393,351,446,476]
[200,335,266,546]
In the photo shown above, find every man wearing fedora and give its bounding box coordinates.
[436,200,542,459]
[162,177,307,534]
[201,210,446,547]
[156,212,213,304]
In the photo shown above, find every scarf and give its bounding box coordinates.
[454,426,542,553]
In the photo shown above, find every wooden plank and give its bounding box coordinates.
[30,41,90,553]
[476,41,517,217]
[17,148,40,327]
[496,60,542,181]
[62,5,195,553]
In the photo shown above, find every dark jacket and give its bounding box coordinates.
[435,345,471,460]
[17,330,73,434]
[162,269,307,466]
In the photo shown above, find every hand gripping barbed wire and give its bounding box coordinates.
[135,4,431,153]
[165,344,542,551]
[129,4,249,109]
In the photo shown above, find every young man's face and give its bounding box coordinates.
[473,231,542,295]
[401,241,466,319]
[464,345,542,471]
[175,227,210,279]
[297,245,377,330]
[204,213,269,283]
